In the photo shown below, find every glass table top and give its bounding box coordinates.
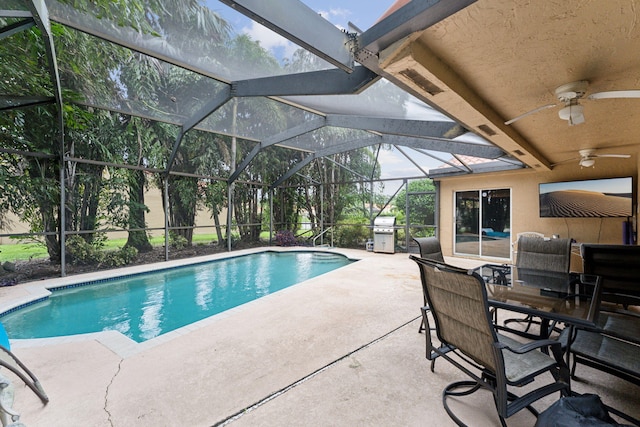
[475,264,602,328]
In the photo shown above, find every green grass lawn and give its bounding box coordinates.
[0,233,222,262]
[0,243,49,262]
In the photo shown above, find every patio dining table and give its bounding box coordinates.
[474,264,602,337]
[474,265,640,424]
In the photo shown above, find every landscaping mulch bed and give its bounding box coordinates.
[0,241,264,286]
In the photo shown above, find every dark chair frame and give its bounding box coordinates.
[411,237,445,334]
[515,237,572,273]
[502,237,572,338]
[563,293,640,387]
[580,243,640,305]
[411,256,570,426]
[411,237,445,263]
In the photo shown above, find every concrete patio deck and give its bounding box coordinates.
[1,248,638,426]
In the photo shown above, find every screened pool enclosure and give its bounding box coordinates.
[0,0,524,279]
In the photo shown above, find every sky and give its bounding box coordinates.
[213,1,396,61]
[539,177,632,195]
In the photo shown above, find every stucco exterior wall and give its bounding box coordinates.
[0,187,225,244]
[437,156,638,265]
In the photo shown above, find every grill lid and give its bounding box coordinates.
[374,216,396,227]
[373,216,396,233]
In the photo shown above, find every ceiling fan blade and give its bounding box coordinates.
[587,90,640,100]
[594,154,631,158]
[550,157,579,167]
[554,149,632,168]
[504,103,557,125]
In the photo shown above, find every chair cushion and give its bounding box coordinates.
[571,330,640,375]
[498,334,557,383]
[413,237,445,262]
[516,237,571,273]
[597,312,640,341]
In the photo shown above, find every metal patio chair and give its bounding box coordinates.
[515,237,571,273]
[412,237,445,333]
[502,236,572,337]
[410,256,570,426]
[412,237,445,263]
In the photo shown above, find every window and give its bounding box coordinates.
[454,189,511,259]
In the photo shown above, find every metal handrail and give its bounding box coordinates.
[312,227,334,247]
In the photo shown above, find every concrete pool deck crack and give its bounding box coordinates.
[105,358,123,426]
[212,315,421,426]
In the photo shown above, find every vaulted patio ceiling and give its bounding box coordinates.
[372,0,640,172]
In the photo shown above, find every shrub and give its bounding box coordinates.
[103,246,138,267]
[275,230,297,246]
[65,235,103,265]
[66,235,138,267]
[335,216,370,248]
[169,232,188,249]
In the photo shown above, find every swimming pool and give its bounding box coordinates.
[1,251,354,343]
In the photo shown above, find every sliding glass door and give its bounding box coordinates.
[454,188,511,259]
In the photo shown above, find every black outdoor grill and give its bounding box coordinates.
[373,216,396,254]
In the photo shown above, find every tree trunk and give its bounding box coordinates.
[126,167,152,252]
[80,167,103,244]
[212,210,224,246]
[168,176,197,245]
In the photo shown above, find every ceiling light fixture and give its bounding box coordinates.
[558,103,584,125]
[579,158,595,168]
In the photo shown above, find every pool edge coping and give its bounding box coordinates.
[3,246,365,357]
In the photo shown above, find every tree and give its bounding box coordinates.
[203,180,228,245]
[0,107,61,259]
[120,117,158,252]
[394,179,437,236]
[0,22,126,260]
[214,34,294,243]
[0,1,232,260]
[105,2,231,247]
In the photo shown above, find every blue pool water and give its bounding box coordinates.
[1,251,353,343]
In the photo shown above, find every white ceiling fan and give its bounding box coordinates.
[505,80,640,126]
[552,149,631,168]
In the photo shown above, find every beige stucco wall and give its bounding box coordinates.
[0,187,224,244]
[141,187,225,239]
[437,155,639,266]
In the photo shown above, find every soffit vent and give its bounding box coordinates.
[513,149,525,156]
[399,68,443,96]
[477,124,496,136]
